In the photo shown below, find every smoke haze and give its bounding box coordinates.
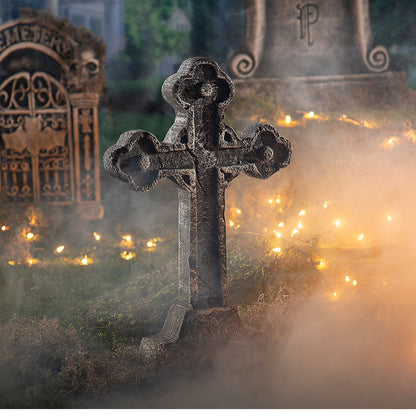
[73,107,416,408]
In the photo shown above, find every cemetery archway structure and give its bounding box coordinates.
[0,12,105,219]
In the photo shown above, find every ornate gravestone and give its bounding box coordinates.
[0,10,105,218]
[104,57,292,354]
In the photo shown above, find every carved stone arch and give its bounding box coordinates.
[0,43,71,83]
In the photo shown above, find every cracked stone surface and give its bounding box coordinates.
[103,57,292,355]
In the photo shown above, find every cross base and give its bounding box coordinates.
[139,306,245,359]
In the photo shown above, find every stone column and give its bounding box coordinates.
[70,92,103,219]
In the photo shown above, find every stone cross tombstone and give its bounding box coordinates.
[230,0,390,78]
[104,57,292,354]
[0,10,105,218]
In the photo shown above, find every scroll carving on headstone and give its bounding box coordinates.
[104,57,292,355]
[0,10,105,218]
[228,0,266,79]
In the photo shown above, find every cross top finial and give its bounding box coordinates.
[162,57,234,112]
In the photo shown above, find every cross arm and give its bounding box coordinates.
[103,129,195,192]
[240,123,292,178]
[216,123,292,183]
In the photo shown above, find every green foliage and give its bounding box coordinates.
[122,0,190,77]
[190,0,244,64]
[370,0,416,46]
[99,109,174,159]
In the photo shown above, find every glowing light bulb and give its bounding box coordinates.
[56,245,65,254]
[236,208,242,214]
[29,214,39,226]
[272,247,281,253]
[334,219,341,227]
[120,250,136,261]
[358,233,364,241]
[285,115,292,124]
[291,228,299,237]
[305,111,315,118]
[274,231,282,238]
[299,209,306,216]
[316,259,326,271]
[1,225,9,231]
[323,201,329,208]
[26,232,34,240]
[333,292,337,297]
[8,261,15,266]
[345,275,350,282]
[147,240,156,248]
[268,198,273,204]
[352,280,358,286]
[80,256,90,266]
[276,197,281,204]
[381,136,398,149]
[122,234,132,242]
[278,222,284,228]
[229,220,234,227]
[93,232,101,241]
[387,214,392,222]
[298,221,303,229]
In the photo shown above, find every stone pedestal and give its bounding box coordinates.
[139,306,245,361]
[233,71,416,115]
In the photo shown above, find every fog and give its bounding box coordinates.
[73,92,416,408]
[2,0,416,409]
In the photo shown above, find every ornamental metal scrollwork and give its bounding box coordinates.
[0,72,72,203]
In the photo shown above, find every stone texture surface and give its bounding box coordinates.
[232,71,416,114]
[229,0,390,79]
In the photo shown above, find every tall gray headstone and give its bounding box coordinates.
[227,0,416,114]
[229,0,389,79]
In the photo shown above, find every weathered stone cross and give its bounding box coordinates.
[104,57,292,354]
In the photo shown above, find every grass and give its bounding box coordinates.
[0,195,321,341]
[0,104,322,406]
[0,205,178,347]
[0,199,321,407]
[0,221,319,407]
